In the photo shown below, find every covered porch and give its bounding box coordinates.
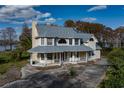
[28,45,93,67]
[30,51,89,67]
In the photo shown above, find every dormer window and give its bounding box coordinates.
[89,38,94,41]
[58,39,67,44]
[47,38,53,45]
[75,39,79,45]
[69,39,72,45]
[80,39,83,45]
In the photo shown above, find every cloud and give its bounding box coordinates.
[41,12,51,18]
[87,5,107,12]
[37,17,63,24]
[44,18,56,24]
[57,18,63,20]
[14,8,40,19]
[0,5,63,26]
[0,5,52,24]
[82,17,97,22]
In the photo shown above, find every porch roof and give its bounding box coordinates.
[28,45,93,53]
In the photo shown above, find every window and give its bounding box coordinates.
[75,39,79,45]
[47,53,52,60]
[80,39,83,45]
[58,39,67,44]
[89,38,94,41]
[41,38,44,45]
[37,54,40,59]
[96,42,99,47]
[69,39,72,45]
[88,51,94,56]
[47,38,53,45]
[41,54,44,60]
[70,52,73,57]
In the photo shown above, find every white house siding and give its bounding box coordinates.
[37,38,41,46]
[31,53,38,62]
[88,50,101,61]
[84,35,101,61]
[84,36,98,50]
[44,38,47,46]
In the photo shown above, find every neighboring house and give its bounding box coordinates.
[28,21,101,67]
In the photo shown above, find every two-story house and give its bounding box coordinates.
[28,21,101,67]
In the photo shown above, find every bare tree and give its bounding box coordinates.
[6,27,17,51]
[0,27,17,51]
[0,29,8,50]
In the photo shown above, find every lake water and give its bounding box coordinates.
[0,45,16,51]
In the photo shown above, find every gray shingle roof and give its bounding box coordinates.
[28,45,93,53]
[36,25,92,41]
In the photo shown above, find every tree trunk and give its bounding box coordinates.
[4,41,7,51]
[4,45,6,51]
[10,44,13,51]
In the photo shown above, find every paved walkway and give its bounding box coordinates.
[95,57,108,66]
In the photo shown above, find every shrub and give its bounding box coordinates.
[99,48,124,88]
[0,52,12,64]
[107,48,124,69]
[11,49,30,61]
[0,60,27,74]
[21,51,30,59]
[68,67,76,77]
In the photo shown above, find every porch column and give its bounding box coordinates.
[44,38,47,46]
[44,53,47,65]
[59,53,62,65]
[72,52,75,62]
[52,53,54,63]
[30,53,32,65]
[72,39,75,46]
[78,39,80,45]
[86,52,88,62]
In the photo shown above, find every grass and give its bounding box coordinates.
[0,51,29,75]
[0,60,27,74]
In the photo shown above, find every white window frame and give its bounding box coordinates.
[69,39,72,45]
[57,38,68,46]
[75,38,79,45]
[41,38,44,46]
[47,38,53,46]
